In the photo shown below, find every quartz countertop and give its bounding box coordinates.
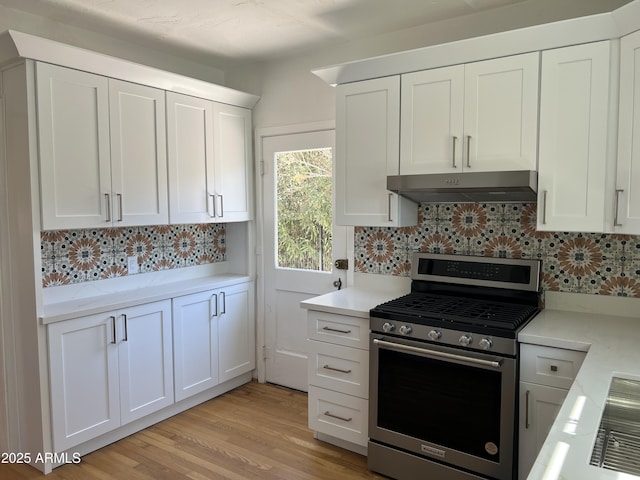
[300,285,409,318]
[519,298,640,479]
[41,273,253,324]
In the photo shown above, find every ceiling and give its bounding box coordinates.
[0,0,535,62]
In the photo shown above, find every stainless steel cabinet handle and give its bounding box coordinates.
[542,190,548,225]
[218,195,224,218]
[117,193,123,222]
[110,316,116,344]
[324,411,352,422]
[322,326,352,334]
[122,314,128,342]
[466,135,472,168]
[525,389,530,429]
[211,293,218,317]
[220,291,226,314]
[373,338,502,369]
[388,193,393,222]
[208,194,216,218]
[323,365,352,374]
[452,136,458,168]
[614,189,624,227]
[105,193,111,222]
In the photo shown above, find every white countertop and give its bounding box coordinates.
[41,273,253,324]
[519,296,640,480]
[300,285,408,318]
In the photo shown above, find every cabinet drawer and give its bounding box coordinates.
[307,310,369,350]
[520,344,586,389]
[308,386,368,447]
[308,340,369,398]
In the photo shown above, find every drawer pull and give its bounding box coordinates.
[324,411,352,422]
[550,365,558,372]
[323,365,352,374]
[525,389,530,429]
[322,326,352,334]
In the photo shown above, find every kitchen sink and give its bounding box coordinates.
[590,377,640,476]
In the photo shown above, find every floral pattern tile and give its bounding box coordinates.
[41,223,226,287]
[354,203,640,298]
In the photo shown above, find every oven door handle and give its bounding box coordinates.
[373,338,503,369]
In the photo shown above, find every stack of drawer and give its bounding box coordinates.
[307,310,370,451]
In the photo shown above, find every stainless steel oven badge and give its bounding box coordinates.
[485,442,499,456]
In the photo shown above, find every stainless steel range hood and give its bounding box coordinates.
[387,170,538,203]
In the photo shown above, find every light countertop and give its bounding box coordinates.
[300,285,409,318]
[519,297,640,480]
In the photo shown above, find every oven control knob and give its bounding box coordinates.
[399,325,413,336]
[382,322,395,333]
[479,338,493,350]
[459,334,473,346]
[427,330,442,341]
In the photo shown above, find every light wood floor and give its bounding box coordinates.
[1,381,385,479]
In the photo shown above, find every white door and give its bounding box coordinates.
[262,130,348,391]
[213,103,253,222]
[537,41,611,232]
[36,62,111,230]
[218,281,255,383]
[118,300,173,424]
[166,92,215,224]
[109,79,168,226]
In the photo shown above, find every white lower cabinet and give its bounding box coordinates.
[48,300,173,451]
[307,310,370,451]
[173,281,255,401]
[518,344,586,479]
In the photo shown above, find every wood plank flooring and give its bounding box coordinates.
[1,381,385,479]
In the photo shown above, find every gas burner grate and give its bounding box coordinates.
[373,293,538,331]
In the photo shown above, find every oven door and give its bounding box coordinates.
[369,334,517,480]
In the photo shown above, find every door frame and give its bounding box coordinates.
[254,121,354,384]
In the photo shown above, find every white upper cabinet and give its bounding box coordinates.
[335,76,417,226]
[37,62,112,230]
[212,103,252,222]
[167,92,215,225]
[109,79,168,226]
[167,92,253,224]
[614,30,640,234]
[400,53,539,175]
[537,41,613,232]
[37,63,168,229]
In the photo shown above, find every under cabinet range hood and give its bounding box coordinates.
[387,170,538,203]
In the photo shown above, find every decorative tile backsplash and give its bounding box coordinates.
[41,223,225,287]
[355,203,640,297]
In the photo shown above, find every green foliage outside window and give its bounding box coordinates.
[276,148,332,271]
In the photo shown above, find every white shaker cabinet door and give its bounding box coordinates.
[172,290,219,401]
[109,80,168,226]
[537,41,612,232]
[218,282,255,383]
[615,30,640,234]
[36,62,112,230]
[464,52,539,173]
[167,92,216,224]
[335,76,417,226]
[518,382,568,480]
[48,313,120,451]
[400,65,465,174]
[118,300,174,424]
[212,103,252,222]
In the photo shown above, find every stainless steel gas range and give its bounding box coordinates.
[368,253,542,480]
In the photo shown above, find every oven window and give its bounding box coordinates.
[377,348,502,461]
